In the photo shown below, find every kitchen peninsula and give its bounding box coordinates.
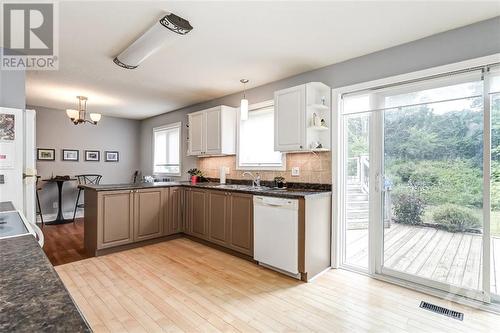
[81,181,332,281]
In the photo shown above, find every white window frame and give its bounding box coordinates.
[236,100,286,171]
[152,122,182,176]
[331,53,500,311]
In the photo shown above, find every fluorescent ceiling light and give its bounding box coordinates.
[114,12,193,69]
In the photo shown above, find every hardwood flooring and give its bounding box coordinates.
[56,238,500,333]
[41,218,90,266]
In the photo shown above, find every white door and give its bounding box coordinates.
[0,107,36,219]
[274,85,306,151]
[188,112,204,156]
[205,107,221,155]
[24,110,36,224]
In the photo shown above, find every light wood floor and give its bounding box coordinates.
[346,223,500,294]
[56,238,500,333]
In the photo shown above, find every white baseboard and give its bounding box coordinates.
[36,209,84,223]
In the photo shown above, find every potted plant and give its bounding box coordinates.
[188,168,203,184]
[274,176,286,189]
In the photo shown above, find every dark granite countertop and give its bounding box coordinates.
[0,235,91,332]
[80,181,331,199]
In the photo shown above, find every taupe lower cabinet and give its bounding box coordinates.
[167,187,184,235]
[134,188,164,241]
[184,189,253,256]
[98,190,135,249]
[85,186,253,256]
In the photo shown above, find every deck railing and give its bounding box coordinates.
[348,155,392,225]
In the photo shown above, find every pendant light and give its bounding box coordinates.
[240,79,249,121]
[66,96,102,125]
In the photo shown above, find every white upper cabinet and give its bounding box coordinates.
[188,106,236,156]
[188,112,204,155]
[274,85,306,151]
[274,82,331,152]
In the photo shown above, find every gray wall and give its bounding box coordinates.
[0,51,26,109]
[140,17,500,179]
[34,106,141,218]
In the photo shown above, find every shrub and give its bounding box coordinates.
[431,204,481,232]
[386,159,483,208]
[393,192,425,225]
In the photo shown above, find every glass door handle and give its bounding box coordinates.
[375,172,381,193]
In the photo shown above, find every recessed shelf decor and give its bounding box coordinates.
[308,126,329,131]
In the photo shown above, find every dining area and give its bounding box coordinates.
[36,174,102,226]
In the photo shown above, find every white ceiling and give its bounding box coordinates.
[25,1,500,119]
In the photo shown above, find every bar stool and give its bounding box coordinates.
[36,176,44,227]
[73,174,102,222]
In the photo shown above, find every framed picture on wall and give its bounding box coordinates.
[105,151,119,162]
[37,148,55,161]
[84,150,100,162]
[62,149,79,161]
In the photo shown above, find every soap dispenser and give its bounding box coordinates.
[219,166,227,184]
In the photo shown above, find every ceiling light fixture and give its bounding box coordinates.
[240,79,249,121]
[66,96,102,125]
[113,12,193,69]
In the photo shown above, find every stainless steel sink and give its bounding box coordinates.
[213,184,242,189]
[212,184,269,191]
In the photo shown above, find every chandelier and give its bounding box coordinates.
[66,96,102,125]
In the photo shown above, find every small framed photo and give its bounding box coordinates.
[62,149,79,161]
[105,151,119,162]
[85,150,100,162]
[37,148,55,161]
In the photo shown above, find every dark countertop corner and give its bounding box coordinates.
[0,235,91,333]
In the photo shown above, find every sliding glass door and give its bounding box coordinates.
[340,62,500,303]
[490,69,500,300]
[381,78,485,298]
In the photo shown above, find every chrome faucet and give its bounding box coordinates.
[242,172,261,187]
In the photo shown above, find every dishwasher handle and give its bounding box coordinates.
[253,196,298,209]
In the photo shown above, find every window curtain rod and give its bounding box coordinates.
[341,62,500,98]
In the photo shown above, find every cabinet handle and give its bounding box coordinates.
[299,145,303,149]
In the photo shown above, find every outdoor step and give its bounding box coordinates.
[346,210,369,216]
[346,218,369,224]
[347,195,369,201]
[347,201,369,207]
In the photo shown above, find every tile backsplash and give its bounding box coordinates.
[197,151,331,184]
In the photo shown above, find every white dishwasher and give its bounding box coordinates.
[253,196,299,277]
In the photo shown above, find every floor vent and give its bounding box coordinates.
[419,301,464,321]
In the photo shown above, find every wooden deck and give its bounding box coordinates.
[346,223,500,294]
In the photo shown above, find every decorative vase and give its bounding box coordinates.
[191,175,198,184]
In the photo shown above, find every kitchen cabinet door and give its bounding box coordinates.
[98,190,134,249]
[134,189,164,241]
[167,187,183,235]
[205,107,222,155]
[188,111,204,155]
[228,192,253,255]
[189,188,208,239]
[208,190,229,246]
[274,85,306,151]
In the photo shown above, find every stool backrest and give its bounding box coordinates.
[76,174,102,185]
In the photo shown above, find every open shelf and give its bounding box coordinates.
[308,125,329,131]
[307,103,330,111]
